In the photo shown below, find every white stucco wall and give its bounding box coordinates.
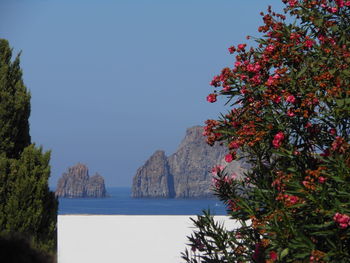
[58,215,236,263]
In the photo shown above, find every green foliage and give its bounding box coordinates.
[0,39,31,159]
[0,39,57,252]
[184,1,350,262]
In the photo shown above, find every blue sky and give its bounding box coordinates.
[0,0,286,187]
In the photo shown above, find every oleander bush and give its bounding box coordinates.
[183,1,350,262]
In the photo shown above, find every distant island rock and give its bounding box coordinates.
[132,126,246,198]
[55,163,107,198]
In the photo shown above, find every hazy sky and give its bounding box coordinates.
[0,0,286,187]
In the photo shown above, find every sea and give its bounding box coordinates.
[58,187,227,215]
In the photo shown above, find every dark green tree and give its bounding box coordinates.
[0,39,31,159]
[0,39,58,253]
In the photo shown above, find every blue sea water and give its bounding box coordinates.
[58,187,227,215]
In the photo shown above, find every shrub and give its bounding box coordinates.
[184,1,350,262]
[0,39,58,253]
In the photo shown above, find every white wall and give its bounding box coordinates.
[58,215,236,263]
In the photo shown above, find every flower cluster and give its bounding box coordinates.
[272,132,285,148]
[333,213,350,229]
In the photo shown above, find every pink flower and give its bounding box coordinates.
[288,0,298,7]
[211,165,225,175]
[318,177,326,184]
[272,140,281,148]
[318,35,326,43]
[237,43,246,50]
[267,74,280,87]
[223,85,231,92]
[247,64,255,72]
[211,177,220,188]
[287,109,295,117]
[272,74,280,80]
[286,95,296,104]
[275,132,285,141]
[210,75,221,87]
[282,194,299,205]
[267,76,275,86]
[273,96,281,104]
[330,7,338,13]
[302,181,309,188]
[225,153,234,163]
[228,46,235,54]
[250,74,262,85]
[304,39,314,48]
[333,213,350,229]
[266,45,275,52]
[240,86,247,94]
[223,176,231,183]
[293,150,300,155]
[254,63,261,72]
[305,122,312,128]
[335,0,344,7]
[340,223,348,229]
[229,141,240,149]
[288,195,299,205]
[232,121,240,128]
[240,74,248,81]
[270,251,278,261]
[290,32,301,41]
[329,128,337,135]
[246,63,261,73]
[231,173,238,180]
[234,61,242,67]
[206,93,217,103]
[273,132,285,148]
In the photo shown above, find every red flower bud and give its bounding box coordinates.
[206,94,217,103]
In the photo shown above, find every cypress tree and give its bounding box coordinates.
[0,39,58,253]
[0,39,31,159]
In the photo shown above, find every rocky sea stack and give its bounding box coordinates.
[132,126,246,198]
[55,163,107,198]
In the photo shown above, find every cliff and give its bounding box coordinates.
[132,126,245,198]
[132,151,175,198]
[55,163,107,198]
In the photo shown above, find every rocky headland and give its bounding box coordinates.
[132,126,246,198]
[55,163,107,198]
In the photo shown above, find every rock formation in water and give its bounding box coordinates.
[132,126,246,198]
[55,163,107,198]
[132,150,175,198]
